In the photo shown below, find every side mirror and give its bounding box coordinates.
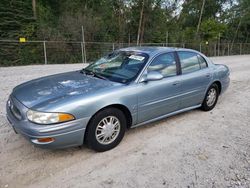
[140,71,164,82]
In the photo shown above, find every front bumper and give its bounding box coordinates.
[6,96,90,149]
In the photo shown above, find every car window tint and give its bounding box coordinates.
[148,53,177,77]
[178,52,200,74]
[198,55,208,69]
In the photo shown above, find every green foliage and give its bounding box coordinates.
[0,0,36,65]
[0,0,249,66]
[200,19,227,41]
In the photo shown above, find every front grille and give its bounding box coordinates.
[8,99,22,120]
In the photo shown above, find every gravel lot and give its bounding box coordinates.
[0,55,250,188]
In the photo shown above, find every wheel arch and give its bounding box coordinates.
[212,80,222,95]
[85,104,133,134]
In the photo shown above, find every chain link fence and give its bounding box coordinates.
[0,40,250,66]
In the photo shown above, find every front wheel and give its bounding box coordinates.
[201,83,219,111]
[85,108,126,152]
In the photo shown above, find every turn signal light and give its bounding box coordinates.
[58,113,75,122]
[37,137,55,143]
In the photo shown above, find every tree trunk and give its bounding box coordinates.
[118,2,122,43]
[137,0,144,46]
[230,18,242,51]
[140,14,145,44]
[32,0,37,19]
[196,0,205,37]
[244,31,248,43]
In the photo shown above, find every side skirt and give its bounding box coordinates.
[131,104,201,128]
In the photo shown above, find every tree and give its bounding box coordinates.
[0,0,249,66]
[0,0,36,65]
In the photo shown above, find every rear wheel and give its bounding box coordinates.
[201,83,219,111]
[85,108,126,152]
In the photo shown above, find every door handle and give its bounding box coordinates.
[205,73,211,78]
[172,81,180,86]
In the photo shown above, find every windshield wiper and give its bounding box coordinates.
[80,69,108,80]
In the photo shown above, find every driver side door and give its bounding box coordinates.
[137,52,182,123]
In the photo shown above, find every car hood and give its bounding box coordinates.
[12,71,121,108]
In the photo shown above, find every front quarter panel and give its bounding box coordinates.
[33,84,138,125]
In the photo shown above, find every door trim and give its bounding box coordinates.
[132,104,201,128]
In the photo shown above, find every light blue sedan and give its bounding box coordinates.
[6,47,230,151]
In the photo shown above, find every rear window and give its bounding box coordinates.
[178,52,200,74]
[198,55,208,69]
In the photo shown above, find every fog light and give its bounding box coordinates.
[37,137,55,143]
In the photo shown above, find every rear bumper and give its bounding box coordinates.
[6,97,90,149]
[221,76,230,94]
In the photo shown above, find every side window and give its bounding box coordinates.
[148,53,177,77]
[198,55,208,69]
[178,52,200,74]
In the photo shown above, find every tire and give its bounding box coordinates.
[201,83,219,111]
[85,107,126,152]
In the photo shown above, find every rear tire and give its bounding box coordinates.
[201,83,219,111]
[85,108,126,152]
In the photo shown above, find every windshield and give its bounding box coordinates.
[84,51,149,84]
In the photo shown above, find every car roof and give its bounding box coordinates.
[119,46,198,56]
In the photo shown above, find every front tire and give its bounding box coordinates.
[201,83,219,111]
[85,108,126,152]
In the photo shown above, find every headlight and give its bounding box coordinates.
[27,110,75,124]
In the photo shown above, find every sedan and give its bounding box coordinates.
[6,47,230,151]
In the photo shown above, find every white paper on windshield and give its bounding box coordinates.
[129,55,145,61]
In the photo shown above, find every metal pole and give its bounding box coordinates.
[81,26,87,63]
[112,43,115,51]
[228,43,230,56]
[240,43,242,55]
[43,41,47,64]
[128,32,131,46]
[166,31,168,47]
[218,33,220,56]
[214,44,216,56]
[218,43,220,56]
[81,42,84,64]
[199,43,202,52]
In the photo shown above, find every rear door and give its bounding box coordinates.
[137,52,182,123]
[177,51,212,109]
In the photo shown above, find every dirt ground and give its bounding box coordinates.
[0,55,250,188]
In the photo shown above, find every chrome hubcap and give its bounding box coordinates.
[95,116,121,145]
[206,88,217,107]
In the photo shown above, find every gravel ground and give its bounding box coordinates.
[0,55,250,188]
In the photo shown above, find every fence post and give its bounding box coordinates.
[240,43,242,55]
[166,31,168,47]
[112,43,115,51]
[43,41,47,64]
[218,43,220,56]
[214,44,216,56]
[228,43,230,56]
[81,26,87,63]
[81,42,84,64]
[199,43,202,52]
